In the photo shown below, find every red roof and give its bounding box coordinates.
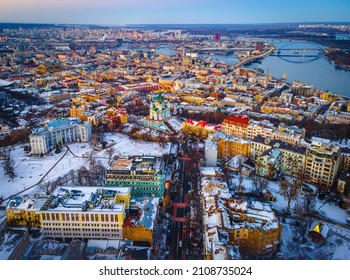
[196,120,207,127]
[224,115,249,125]
[123,216,135,227]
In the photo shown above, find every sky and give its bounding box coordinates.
[1,0,350,25]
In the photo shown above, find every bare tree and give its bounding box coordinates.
[106,146,115,164]
[88,151,96,170]
[92,160,106,185]
[77,166,89,185]
[252,175,269,195]
[68,169,76,185]
[303,191,316,214]
[279,178,300,213]
[293,201,311,240]
[266,162,276,179]
[37,180,54,195]
[236,174,245,194]
[2,153,15,180]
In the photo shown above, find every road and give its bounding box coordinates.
[233,47,275,68]
[170,156,186,259]
[169,149,191,260]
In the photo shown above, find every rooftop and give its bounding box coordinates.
[7,195,48,211]
[128,197,159,230]
[40,186,129,213]
[108,156,162,173]
[47,118,81,130]
[0,228,28,260]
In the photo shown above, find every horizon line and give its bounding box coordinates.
[1,21,350,27]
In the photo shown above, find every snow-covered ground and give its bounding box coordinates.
[229,172,349,225]
[229,171,350,259]
[104,132,171,157]
[280,219,350,260]
[0,133,171,201]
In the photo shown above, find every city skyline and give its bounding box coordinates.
[1,0,350,25]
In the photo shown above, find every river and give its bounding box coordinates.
[122,41,350,97]
[247,41,350,97]
[205,40,350,97]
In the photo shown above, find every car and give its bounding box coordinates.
[179,241,182,248]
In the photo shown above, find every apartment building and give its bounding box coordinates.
[200,169,281,259]
[251,137,306,178]
[304,137,341,189]
[212,131,251,159]
[105,156,166,197]
[221,116,303,145]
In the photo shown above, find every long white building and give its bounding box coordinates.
[29,118,92,155]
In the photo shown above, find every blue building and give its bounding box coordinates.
[29,118,92,155]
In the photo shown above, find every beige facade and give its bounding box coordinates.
[304,138,340,189]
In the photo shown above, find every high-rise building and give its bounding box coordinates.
[256,42,264,52]
[304,137,340,189]
[204,138,218,167]
[214,33,221,42]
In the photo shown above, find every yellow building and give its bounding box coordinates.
[340,148,350,171]
[221,115,249,139]
[39,186,130,241]
[182,119,221,139]
[123,198,159,245]
[212,198,281,257]
[70,105,86,119]
[251,136,306,177]
[320,91,340,104]
[50,92,70,103]
[201,175,281,259]
[250,136,273,161]
[106,107,128,124]
[6,195,49,227]
[212,131,251,158]
[182,95,205,105]
[278,143,306,177]
[337,171,350,195]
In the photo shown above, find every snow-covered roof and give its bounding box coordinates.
[7,195,48,211]
[0,79,14,87]
[41,186,129,213]
[131,197,159,230]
